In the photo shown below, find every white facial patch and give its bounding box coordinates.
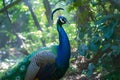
[60,18,65,23]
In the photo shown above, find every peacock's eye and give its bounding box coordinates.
[60,18,66,23]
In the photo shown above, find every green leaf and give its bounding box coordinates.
[102,43,111,51]
[111,45,120,55]
[79,31,85,39]
[89,42,99,52]
[102,20,118,39]
[95,14,119,26]
[87,63,95,77]
[78,44,88,56]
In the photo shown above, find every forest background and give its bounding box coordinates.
[0,0,120,79]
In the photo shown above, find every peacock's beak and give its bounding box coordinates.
[66,20,70,24]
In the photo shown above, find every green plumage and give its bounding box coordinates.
[0,45,58,80]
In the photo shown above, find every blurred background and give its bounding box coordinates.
[0,0,120,80]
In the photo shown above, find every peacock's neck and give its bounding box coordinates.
[56,23,71,67]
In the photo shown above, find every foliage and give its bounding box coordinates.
[0,0,120,79]
[66,0,120,79]
[0,0,77,50]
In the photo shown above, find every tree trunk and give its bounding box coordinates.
[0,0,22,13]
[23,0,42,31]
[43,0,53,27]
[3,0,21,47]
[23,0,46,47]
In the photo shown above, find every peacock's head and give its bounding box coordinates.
[51,8,69,25]
[57,16,68,25]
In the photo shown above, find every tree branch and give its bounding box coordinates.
[23,0,43,31]
[43,0,53,27]
[2,0,12,23]
[0,0,22,13]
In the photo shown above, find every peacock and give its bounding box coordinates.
[0,8,71,80]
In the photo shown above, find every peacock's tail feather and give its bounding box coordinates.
[0,45,58,80]
[1,56,30,80]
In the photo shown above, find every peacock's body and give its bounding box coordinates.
[0,8,71,80]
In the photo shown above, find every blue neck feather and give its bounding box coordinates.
[56,23,71,67]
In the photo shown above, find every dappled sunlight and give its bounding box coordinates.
[0,60,15,71]
[0,0,120,80]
